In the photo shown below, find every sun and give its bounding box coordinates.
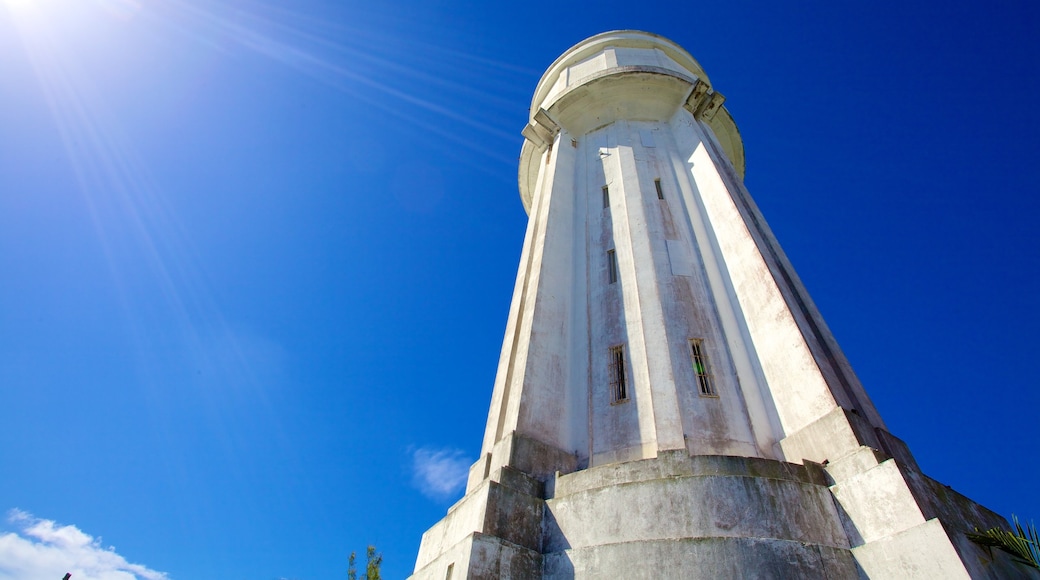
[3,0,38,11]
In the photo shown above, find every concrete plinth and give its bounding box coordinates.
[411,438,1035,579]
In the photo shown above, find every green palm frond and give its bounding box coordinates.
[967,515,1040,570]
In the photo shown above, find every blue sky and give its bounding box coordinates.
[1,0,1038,578]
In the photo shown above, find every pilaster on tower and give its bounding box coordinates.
[410,31,1030,580]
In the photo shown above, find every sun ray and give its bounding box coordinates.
[155,0,523,149]
[5,0,288,438]
[2,0,528,504]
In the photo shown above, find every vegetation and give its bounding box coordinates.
[967,515,1039,570]
[347,546,383,580]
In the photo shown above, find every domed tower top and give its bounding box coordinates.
[518,30,745,211]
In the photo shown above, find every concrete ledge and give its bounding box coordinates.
[824,446,888,484]
[851,518,970,580]
[411,532,542,580]
[826,455,1037,579]
[486,431,578,484]
[589,441,656,469]
[414,481,492,571]
[544,452,849,553]
[482,480,543,551]
[555,451,816,497]
[414,476,544,570]
[467,533,543,580]
[543,537,859,579]
[490,465,544,498]
[779,406,883,467]
[830,458,927,545]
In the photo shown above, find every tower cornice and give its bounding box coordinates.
[530,30,712,113]
[518,30,745,213]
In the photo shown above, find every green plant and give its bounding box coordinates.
[967,515,1039,570]
[365,546,383,580]
[348,545,381,580]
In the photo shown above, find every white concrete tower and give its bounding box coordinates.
[410,31,1029,579]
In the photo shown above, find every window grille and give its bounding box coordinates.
[607,249,618,284]
[654,178,664,200]
[690,339,717,396]
[609,344,628,403]
[602,185,610,209]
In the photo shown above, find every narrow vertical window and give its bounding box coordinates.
[690,339,717,396]
[445,563,454,580]
[609,344,628,403]
[654,178,664,200]
[602,185,610,209]
[607,249,618,284]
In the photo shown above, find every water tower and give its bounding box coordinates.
[410,31,1022,579]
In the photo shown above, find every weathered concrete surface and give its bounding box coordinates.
[824,445,1036,579]
[414,453,862,579]
[543,453,853,564]
[411,447,1034,579]
[413,455,545,575]
[411,533,541,580]
[543,539,860,580]
[409,30,1033,579]
[490,30,896,484]
[852,519,971,580]
[779,406,883,467]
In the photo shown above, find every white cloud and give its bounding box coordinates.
[411,447,470,501]
[0,510,168,580]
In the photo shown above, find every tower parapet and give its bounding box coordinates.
[410,31,1029,579]
[519,30,743,213]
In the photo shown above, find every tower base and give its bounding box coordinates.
[410,433,1034,579]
